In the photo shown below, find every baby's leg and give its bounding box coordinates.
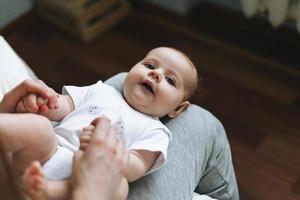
[0,113,57,174]
[23,161,71,200]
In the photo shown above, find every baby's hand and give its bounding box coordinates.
[80,125,96,150]
[16,93,56,113]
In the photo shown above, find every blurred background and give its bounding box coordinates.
[0,0,299,199]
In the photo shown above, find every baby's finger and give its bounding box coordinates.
[37,96,49,113]
[16,100,27,113]
[38,104,49,113]
[47,88,59,109]
[24,93,38,113]
[37,96,47,107]
[37,80,59,109]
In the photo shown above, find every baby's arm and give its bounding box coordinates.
[124,150,160,182]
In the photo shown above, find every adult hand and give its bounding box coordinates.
[0,79,58,113]
[16,93,53,114]
[72,117,128,200]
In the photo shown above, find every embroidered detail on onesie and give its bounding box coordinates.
[88,106,101,115]
[100,108,124,134]
[88,106,124,135]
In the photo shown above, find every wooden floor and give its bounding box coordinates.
[2,3,300,200]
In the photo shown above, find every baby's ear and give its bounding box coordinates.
[168,101,190,118]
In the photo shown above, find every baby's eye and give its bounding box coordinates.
[166,76,176,86]
[145,63,155,70]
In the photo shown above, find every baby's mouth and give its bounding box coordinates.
[141,82,154,94]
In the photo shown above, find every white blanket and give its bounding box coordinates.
[0,36,30,100]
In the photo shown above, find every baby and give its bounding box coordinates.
[0,47,198,200]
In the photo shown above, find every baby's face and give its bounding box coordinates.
[123,47,195,118]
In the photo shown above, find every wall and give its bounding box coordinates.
[0,0,34,29]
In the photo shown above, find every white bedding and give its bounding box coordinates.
[0,36,30,101]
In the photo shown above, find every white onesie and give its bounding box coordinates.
[43,81,171,180]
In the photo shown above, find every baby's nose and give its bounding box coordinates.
[148,70,162,82]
